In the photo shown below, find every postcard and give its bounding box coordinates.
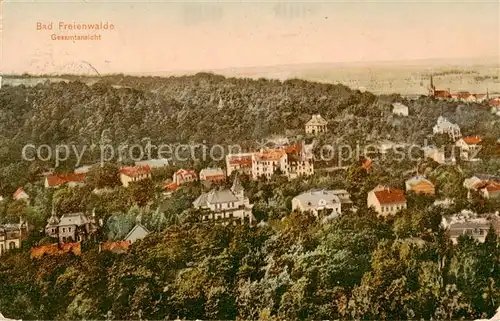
[0,0,499,320]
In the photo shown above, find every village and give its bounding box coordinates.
[2,77,500,260]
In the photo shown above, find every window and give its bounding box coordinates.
[8,242,15,250]
[69,227,72,232]
[63,228,66,233]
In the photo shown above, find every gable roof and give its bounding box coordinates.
[462,136,482,145]
[119,165,151,178]
[372,186,406,205]
[306,114,328,126]
[13,187,28,199]
[124,223,150,242]
[175,168,197,179]
[200,167,225,178]
[254,149,286,161]
[227,153,253,166]
[58,212,90,226]
[46,173,86,187]
[434,90,452,98]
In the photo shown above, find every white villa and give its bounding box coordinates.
[433,116,461,141]
[292,189,352,217]
[455,136,482,161]
[305,114,328,135]
[193,176,254,224]
[0,220,27,256]
[392,102,409,116]
[441,211,499,244]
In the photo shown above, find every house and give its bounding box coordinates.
[45,211,98,243]
[433,116,461,141]
[172,168,197,185]
[367,186,407,216]
[124,223,150,244]
[135,158,170,168]
[44,173,86,188]
[405,176,435,196]
[12,187,29,201]
[473,93,488,103]
[441,211,500,244]
[305,114,328,135]
[119,165,152,187]
[193,175,254,224]
[285,142,314,179]
[0,220,28,256]
[226,153,253,176]
[423,146,447,164]
[463,175,500,199]
[455,136,482,161]
[251,148,288,180]
[480,182,500,199]
[199,167,225,183]
[392,102,409,116]
[292,189,352,217]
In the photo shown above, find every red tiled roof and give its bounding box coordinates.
[362,158,372,170]
[490,99,500,107]
[485,182,500,192]
[255,149,286,161]
[229,156,252,167]
[119,165,151,178]
[46,173,86,187]
[374,188,406,205]
[175,168,197,179]
[434,90,452,98]
[456,91,471,99]
[284,143,302,154]
[13,187,25,198]
[462,136,482,145]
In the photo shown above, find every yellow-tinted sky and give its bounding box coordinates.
[1,0,499,75]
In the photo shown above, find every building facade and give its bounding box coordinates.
[405,176,436,196]
[251,149,288,180]
[199,167,225,183]
[367,186,407,216]
[0,221,27,256]
[305,114,328,135]
[45,211,98,243]
[193,176,254,224]
[119,165,152,188]
[226,153,253,176]
[433,116,462,141]
[392,102,409,116]
[292,189,352,217]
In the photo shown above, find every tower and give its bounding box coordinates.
[428,75,435,97]
[231,174,244,201]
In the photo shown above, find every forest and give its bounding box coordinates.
[0,74,499,320]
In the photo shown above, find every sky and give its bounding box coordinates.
[1,0,499,75]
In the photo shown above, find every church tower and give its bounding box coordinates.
[428,75,435,97]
